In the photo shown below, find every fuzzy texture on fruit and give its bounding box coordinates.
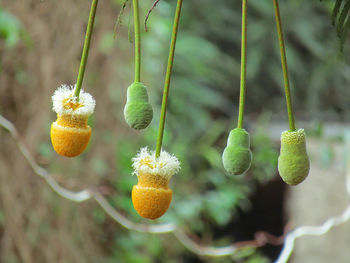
[50,85,95,157]
[278,129,310,185]
[52,84,95,116]
[124,82,153,130]
[131,147,180,219]
[132,147,180,180]
[222,128,252,175]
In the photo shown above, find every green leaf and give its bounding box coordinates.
[332,0,344,25]
[336,0,350,37]
[0,8,23,47]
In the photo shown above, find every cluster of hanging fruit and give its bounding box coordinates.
[222,0,310,187]
[49,0,309,221]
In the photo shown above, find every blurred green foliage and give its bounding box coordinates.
[325,0,350,50]
[2,0,349,262]
[0,8,23,47]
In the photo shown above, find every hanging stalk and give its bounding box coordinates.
[133,0,141,82]
[237,0,248,129]
[273,0,296,131]
[74,0,99,99]
[155,0,183,158]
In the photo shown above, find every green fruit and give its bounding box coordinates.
[278,129,310,185]
[124,82,153,130]
[222,128,252,175]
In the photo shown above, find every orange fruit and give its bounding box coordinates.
[51,114,91,157]
[132,172,172,220]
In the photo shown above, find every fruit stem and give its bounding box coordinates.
[273,0,296,131]
[155,0,183,158]
[237,0,248,129]
[74,0,99,100]
[133,0,141,82]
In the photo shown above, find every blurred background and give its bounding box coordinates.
[0,0,350,262]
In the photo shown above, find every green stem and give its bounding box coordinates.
[155,0,183,158]
[273,0,296,131]
[74,0,99,99]
[133,0,141,82]
[237,0,248,129]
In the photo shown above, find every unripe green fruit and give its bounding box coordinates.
[222,128,252,175]
[278,129,310,185]
[124,82,153,130]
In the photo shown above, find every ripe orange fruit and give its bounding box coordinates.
[131,148,180,220]
[50,85,95,157]
[132,172,172,219]
[51,114,91,157]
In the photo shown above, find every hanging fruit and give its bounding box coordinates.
[223,128,252,175]
[124,82,153,129]
[131,147,180,219]
[222,0,252,176]
[50,0,98,157]
[130,0,183,219]
[273,0,310,185]
[278,129,310,185]
[124,0,153,130]
[51,86,95,157]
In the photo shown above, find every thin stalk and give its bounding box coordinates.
[133,0,141,82]
[273,0,296,131]
[155,0,183,158]
[74,0,99,99]
[237,0,248,129]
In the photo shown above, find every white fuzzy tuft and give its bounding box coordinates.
[52,84,95,116]
[132,147,181,180]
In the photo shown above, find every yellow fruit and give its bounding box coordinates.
[51,85,95,157]
[50,114,91,157]
[131,147,180,220]
[132,172,172,220]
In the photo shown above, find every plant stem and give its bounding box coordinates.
[273,0,296,131]
[145,0,161,32]
[133,0,141,82]
[155,0,183,158]
[237,0,248,129]
[74,0,99,99]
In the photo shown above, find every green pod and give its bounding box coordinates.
[124,82,153,130]
[222,128,252,175]
[278,129,310,185]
